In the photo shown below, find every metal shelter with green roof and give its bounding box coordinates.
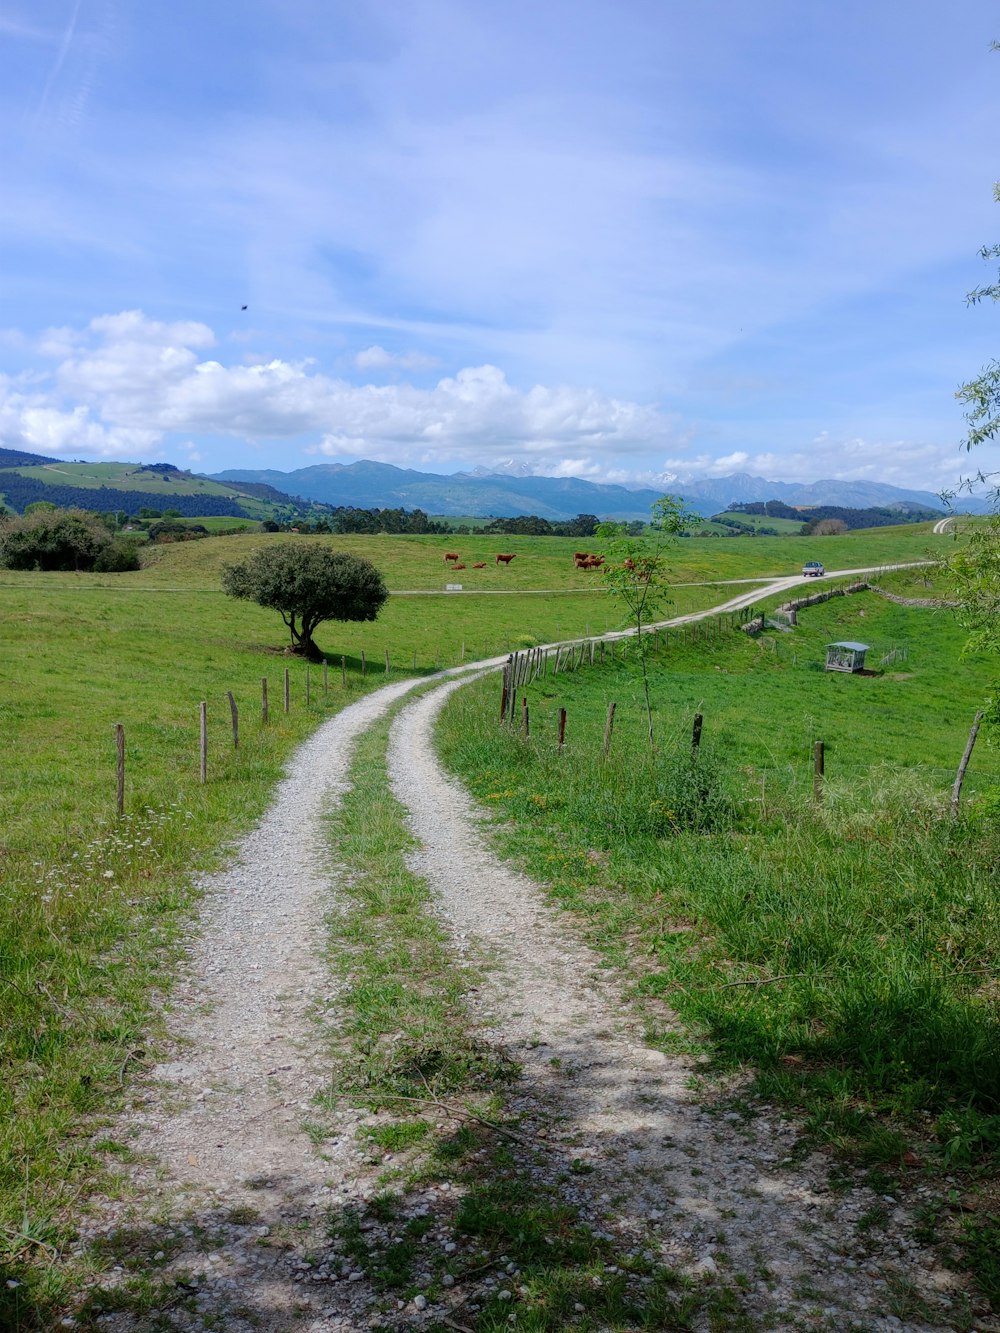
[825,641,870,673]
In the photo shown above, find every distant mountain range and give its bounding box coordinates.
[0,446,967,521]
[208,460,952,520]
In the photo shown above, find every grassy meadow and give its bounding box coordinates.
[95,521,947,592]
[435,562,1000,1305]
[0,582,350,1294]
[0,520,992,1320]
[0,527,730,1285]
[12,461,271,510]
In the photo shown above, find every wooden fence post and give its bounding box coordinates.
[361,649,366,677]
[284,667,290,713]
[261,677,269,724]
[199,702,207,785]
[115,723,125,816]
[813,741,824,804]
[558,707,567,752]
[500,670,509,724]
[522,695,529,735]
[692,712,703,755]
[226,691,239,749]
[951,710,984,819]
[341,654,347,687]
[603,701,616,757]
[385,648,390,675]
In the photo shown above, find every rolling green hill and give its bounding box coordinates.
[0,455,329,524]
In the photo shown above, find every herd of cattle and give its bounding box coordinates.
[442,550,605,571]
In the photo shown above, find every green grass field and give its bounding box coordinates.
[0,521,944,596]
[434,563,1000,1306]
[171,515,262,533]
[479,571,998,791]
[4,463,276,519]
[697,514,807,536]
[3,527,997,1321]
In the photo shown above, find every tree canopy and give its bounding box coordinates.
[221,544,389,658]
[0,506,139,572]
[957,191,1000,461]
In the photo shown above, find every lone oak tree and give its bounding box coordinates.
[221,544,389,658]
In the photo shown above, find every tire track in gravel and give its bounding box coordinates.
[81,677,437,1333]
[134,679,427,1193]
[387,676,974,1333]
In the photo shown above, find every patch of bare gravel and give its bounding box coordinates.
[386,676,994,1333]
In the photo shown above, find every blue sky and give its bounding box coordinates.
[1,0,999,494]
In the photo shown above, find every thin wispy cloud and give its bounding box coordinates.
[355,345,441,372]
[31,0,83,127]
[0,15,54,40]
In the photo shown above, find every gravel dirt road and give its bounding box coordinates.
[73,587,990,1331]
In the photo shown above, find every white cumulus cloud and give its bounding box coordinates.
[1,310,989,493]
[0,310,680,474]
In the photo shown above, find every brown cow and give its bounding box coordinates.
[495,553,516,566]
[452,563,466,570]
[573,551,591,562]
[472,561,487,569]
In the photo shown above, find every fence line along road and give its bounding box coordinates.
[466,560,933,673]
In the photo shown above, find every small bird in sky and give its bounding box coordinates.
[241,304,248,311]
